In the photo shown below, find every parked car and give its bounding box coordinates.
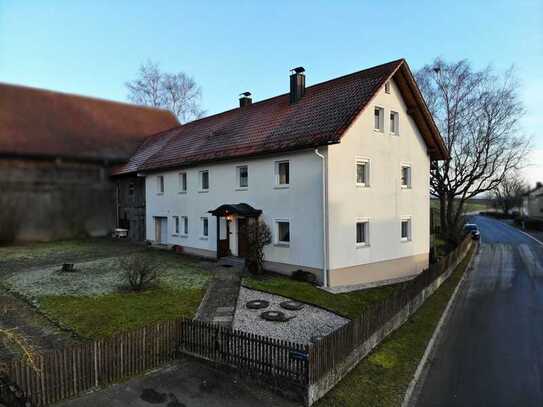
[464,223,480,240]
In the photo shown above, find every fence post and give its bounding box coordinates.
[94,341,99,388]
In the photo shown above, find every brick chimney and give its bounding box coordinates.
[239,92,252,107]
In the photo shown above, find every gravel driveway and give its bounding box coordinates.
[233,287,348,344]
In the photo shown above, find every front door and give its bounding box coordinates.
[238,218,249,258]
[155,217,167,244]
[218,219,230,257]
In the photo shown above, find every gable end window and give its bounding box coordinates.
[157,176,164,194]
[200,170,209,191]
[179,172,187,192]
[401,165,412,188]
[390,111,399,135]
[237,165,249,189]
[374,107,384,132]
[356,220,369,247]
[385,82,391,94]
[356,159,370,187]
[275,161,290,186]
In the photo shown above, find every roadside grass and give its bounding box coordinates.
[39,287,204,338]
[243,276,405,319]
[315,245,475,407]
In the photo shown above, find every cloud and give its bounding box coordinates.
[522,148,543,187]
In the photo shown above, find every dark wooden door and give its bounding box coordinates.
[238,218,249,258]
[218,219,230,257]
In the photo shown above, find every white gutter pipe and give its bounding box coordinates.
[314,148,329,288]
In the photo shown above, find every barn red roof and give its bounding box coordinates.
[0,83,179,162]
[115,59,447,175]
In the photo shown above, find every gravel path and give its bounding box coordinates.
[233,287,348,344]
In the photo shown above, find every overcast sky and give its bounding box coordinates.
[1,0,541,185]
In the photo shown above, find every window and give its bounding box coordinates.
[173,216,180,235]
[275,161,290,186]
[200,170,209,191]
[237,165,248,188]
[356,220,369,246]
[385,82,391,94]
[179,172,187,192]
[356,159,370,186]
[275,220,290,245]
[374,107,384,131]
[390,111,399,135]
[401,165,412,188]
[157,176,164,194]
[181,216,188,236]
[201,217,209,238]
[401,218,412,241]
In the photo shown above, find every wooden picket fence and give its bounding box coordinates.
[180,319,309,385]
[307,235,472,384]
[3,318,183,406]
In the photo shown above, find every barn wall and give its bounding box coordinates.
[114,176,146,241]
[0,158,114,242]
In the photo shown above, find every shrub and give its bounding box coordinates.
[118,254,163,291]
[246,219,272,274]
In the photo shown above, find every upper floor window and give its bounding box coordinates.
[275,220,290,245]
[390,111,399,135]
[200,170,209,191]
[356,220,369,246]
[374,107,384,131]
[401,217,412,241]
[179,172,187,192]
[385,82,391,94]
[275,161,290,186]
[237,165,248,189]
[173,216,180,235]
[157,176,164,194]
[201,217,209,238]
[356,159,370,187]
[401,165,412,188]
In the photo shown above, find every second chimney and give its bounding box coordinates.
[289,67,305,104]
[239,91,252,107]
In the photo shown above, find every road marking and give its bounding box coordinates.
[499,221,543,247]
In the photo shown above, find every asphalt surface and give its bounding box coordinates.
[417,215,543,407]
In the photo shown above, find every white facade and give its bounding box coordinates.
[145,78,432,288]
[522,185,543,218]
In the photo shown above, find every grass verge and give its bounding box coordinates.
[39,287,204,338]
[243,276,405,319]
[315,245,475,407]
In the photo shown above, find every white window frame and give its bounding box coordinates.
[401,217,412,242]
[385,81,391,94]
[178,172,187,193]
[274,160,290,188]
[200,217,209,239]
[236,165,249,190]
[355,158,370,187]
[401,164,412,189]
[173,216,180,235]
[157,175,164,195]
[355,218,370,247]
[390,111,399,135]
[274,218,291,246]
[181,216,188,236]
[199,170,209,192]
[374,106,384,132]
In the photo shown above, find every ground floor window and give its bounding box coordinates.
[275,220,290,245]
[181,216,188,235]
[173,216,179,234]
[401,217,412,241]
[201,217,209,238]
[356,219,369,246]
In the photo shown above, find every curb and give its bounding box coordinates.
[401,244,478,407]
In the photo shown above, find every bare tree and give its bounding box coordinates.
[416,58,530,241]
[492,173,527,215]
[118,253,163,291]
[126,61,205,123]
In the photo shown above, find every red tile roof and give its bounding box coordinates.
[0,83,179,162]
[114,59,447,175]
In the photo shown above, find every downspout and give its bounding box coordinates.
[314,148,329,288]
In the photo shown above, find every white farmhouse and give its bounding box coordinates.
[521,182,543,218]
[113,59,448,290]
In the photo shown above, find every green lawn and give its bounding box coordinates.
[39,287,204,338]
[243,276,405,319]
[315,245,475,407]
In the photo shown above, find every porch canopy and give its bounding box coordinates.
[208,203,262,218]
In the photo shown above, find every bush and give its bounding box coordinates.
[118,254,163,291]
[246,220,272,274]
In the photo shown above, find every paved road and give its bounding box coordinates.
[417,215,543,407]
